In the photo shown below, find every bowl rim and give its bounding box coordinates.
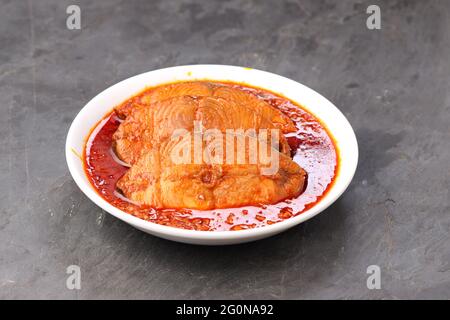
[66,64,358,241]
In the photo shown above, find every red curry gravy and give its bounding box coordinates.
[84,81,338,231]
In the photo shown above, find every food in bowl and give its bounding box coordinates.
[84,81,338,231]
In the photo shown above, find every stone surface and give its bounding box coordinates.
[0,0,449,299]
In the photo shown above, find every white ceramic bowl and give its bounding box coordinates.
[66,65,358,245]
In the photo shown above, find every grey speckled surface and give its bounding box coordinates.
[0,0,449,299]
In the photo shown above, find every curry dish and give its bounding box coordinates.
[84,81,338,231]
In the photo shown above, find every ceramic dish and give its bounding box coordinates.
[66,65,358,245]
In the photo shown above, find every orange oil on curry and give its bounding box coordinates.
[84,82,338,231]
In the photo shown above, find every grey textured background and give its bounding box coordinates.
[0,0,449,299]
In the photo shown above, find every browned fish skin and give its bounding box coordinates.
[140,81,213,105]
[113,96,197,165]
[115,81,296,134]
[113,94,292,165]
[212,85,297,133]
[116,138,306,210]
[113,81,305,210]
[115,82,213,118]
